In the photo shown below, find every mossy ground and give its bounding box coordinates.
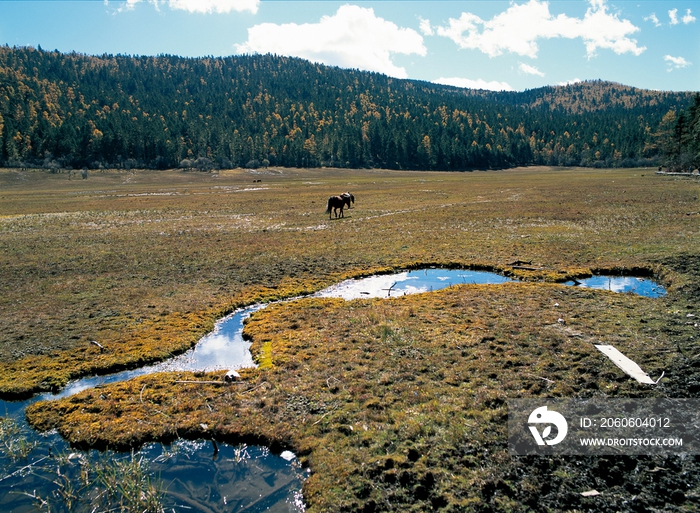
[3,166,700,511]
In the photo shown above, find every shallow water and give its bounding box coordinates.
[567,275,666,298]
[0,400,306,513]
[45,305,263,401]
[315,268,513,299]
[0,269,666,512]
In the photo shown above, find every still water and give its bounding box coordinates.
[567,275,666,298]
[45,305,264,400]
[315,268,513,299]
[0,409,306,513]
[0,269,666,512]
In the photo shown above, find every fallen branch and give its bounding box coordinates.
[526,374,555,384]
[508,260,532,266]
[594,344,662,384]
[326,376,341,389]
[382,281,397,297]
[90,340,105,351]
[167,489,218,513]
[242,381,269,394]
[312,407,340,425]
[238,477,296,513]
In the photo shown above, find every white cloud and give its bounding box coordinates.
[433,77,514,91]
[169,0,259,14]
[558,78,583,86]
[111,0,140,11]
[519,62,545,76]
[113,0,259,14]
[435,0,644,59]
[665,55,691,70]
[669,8,679,25]
[644,13,661,27]
[419,18,434,36]
[578,0,645,56]
[235,5,426,78]
[682,9,696,24]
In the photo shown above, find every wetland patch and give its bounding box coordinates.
[47,269,666,399]
[8,268,668,513]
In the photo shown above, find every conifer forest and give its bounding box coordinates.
[0,46,697,171]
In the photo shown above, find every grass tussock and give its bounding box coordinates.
[24,450,165,513]
[0,415,38,460]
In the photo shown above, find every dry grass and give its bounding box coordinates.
[4,165,700,510]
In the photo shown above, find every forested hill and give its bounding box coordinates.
[0,46,694,171]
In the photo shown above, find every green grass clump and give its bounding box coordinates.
[30,450,165,513]
[0,416,37,460]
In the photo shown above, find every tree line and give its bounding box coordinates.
[658,93,700,171]
[0,46,694,171]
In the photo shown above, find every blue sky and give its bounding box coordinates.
[0,0,698,92]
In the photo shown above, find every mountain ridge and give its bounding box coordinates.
[0,46,694,170]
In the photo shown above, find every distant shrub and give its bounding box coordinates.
[193,157,215,171]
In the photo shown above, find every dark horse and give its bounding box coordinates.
[340,192,354,209]
[326,195,346,219]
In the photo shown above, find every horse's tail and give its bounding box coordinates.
[325,197,332,214]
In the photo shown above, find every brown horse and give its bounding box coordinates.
[325,195,346,219]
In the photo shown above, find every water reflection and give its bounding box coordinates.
[149,440,307,512]
[316,269,513,299]
[567,276,666,298]
[47,271,666,401]
[160,306,262,372]
[44,305,263,401]
[0,404,306,513]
